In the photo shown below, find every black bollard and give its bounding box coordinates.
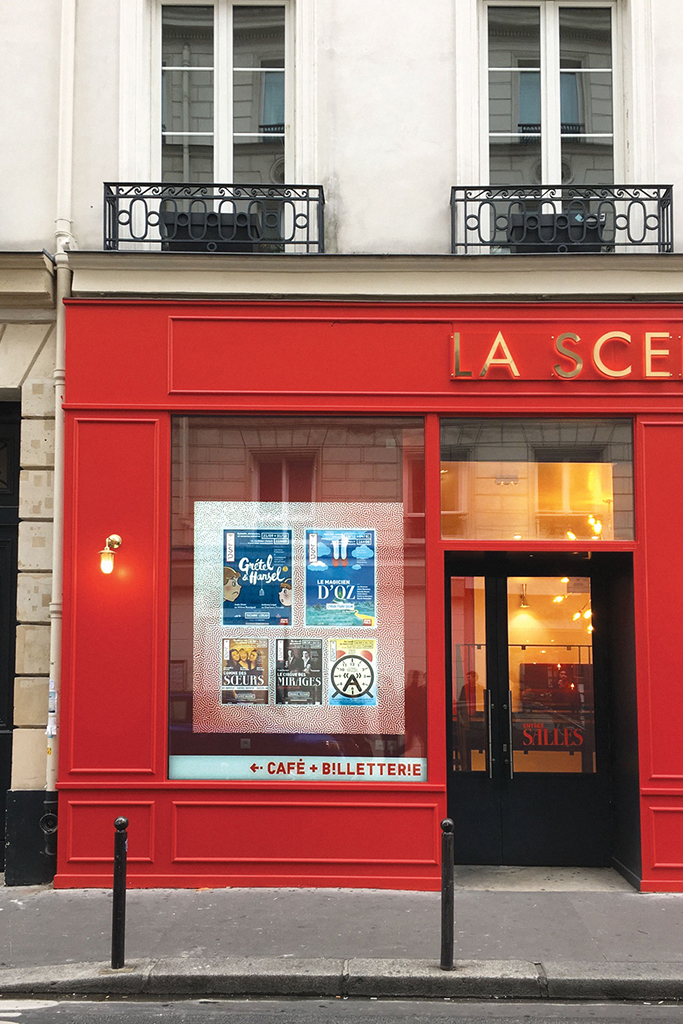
[440,818,455,970]
[111,816,129,969]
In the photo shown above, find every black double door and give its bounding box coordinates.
[446,554,612,866]
[0,405,20,871]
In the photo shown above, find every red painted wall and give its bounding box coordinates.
[56,301,683,890]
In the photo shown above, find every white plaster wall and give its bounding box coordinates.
[71,0,122,250]
[0,0,682,254]
[0,2,61,250]
[648,0,683,244]
[315,0,457,253]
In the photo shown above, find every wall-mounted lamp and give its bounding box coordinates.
[100,534,122,574]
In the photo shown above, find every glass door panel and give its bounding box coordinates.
[450,577,489,773]
[507,576,595,774]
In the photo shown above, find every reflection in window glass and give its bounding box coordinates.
[169,417,427,782]
[451,577,488,773]
[162,6,214,182]
[559,7,611,69]
[160,4,287,185]
[440,418,633,541]
[233,6,285,184]
[488,6,541,184]
[487,5,614,186]
[488,6,541,66]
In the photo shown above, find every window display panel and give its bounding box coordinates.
[440,418,633,541]
[169,417,427,782]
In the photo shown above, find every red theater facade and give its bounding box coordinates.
[56,298,683,892]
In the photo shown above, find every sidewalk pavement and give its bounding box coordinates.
[1,867,682,1001]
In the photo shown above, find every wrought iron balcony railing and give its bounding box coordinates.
[450,185,673,255]
[104,182,325,253]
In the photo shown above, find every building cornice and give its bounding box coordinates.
[67,251,683,303]
[0,252,56,310]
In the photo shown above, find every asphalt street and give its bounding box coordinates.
[0,1001,683,1024]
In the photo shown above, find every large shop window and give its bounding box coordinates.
[161,3,287,184]
[440,418,633,541]
[169,417,428,782]
[487,3,615,185]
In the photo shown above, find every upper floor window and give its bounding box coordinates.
[161,2,286,184]
[487,3,614,185]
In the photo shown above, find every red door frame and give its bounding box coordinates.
[55,300,683,891]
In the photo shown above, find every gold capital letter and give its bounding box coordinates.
[645,332,672,378]
[479,332,520,378]
[593,331,632,378]
[450,332,472,378]
[553,332,584,379]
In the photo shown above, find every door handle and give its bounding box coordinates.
[507,689,514,779]
[485,689,493,779]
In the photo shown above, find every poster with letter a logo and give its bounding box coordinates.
[223,529,293,626]
[305,529,376,628]
[329,638,378,706]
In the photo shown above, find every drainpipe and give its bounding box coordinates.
[41,0,76,862]
[42,253,69,858]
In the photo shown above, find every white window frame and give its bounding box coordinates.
[118,0,318,186]
[481,0,622,185]
[152,0,293,183]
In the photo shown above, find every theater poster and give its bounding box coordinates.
[275,638,324,705]
[305,529,376,628]
[328,638,378,707]
[220,638,269,705]
[222,529,293,627]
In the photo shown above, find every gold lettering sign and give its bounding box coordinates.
[449,327,683,382]
[592,332,632,378]
[553,333,583,379]
[479,332,520,378]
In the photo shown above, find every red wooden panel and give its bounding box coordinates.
[172,801,439,864]
[638,421,683,781]
[54,788,445,888]
[649,806,683,870]
[66,800,155,863]
[65,304,169,409]
[64,418,163,775]
[65,301,683,411]
[168,318,451,395]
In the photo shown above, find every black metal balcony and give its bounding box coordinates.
[104,182,325,253]
[450,185,673,255]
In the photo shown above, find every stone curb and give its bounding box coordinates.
[544,961,683,1001]
[345,959,541,999]
[0,958,681,1000]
